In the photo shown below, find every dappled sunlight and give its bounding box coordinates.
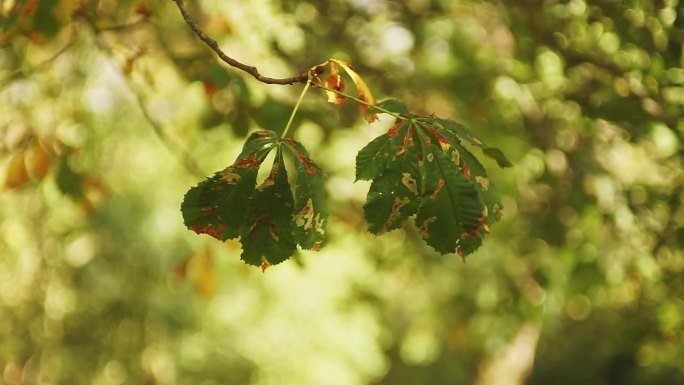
[2,0,683,384]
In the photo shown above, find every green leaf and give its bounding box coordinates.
[482,147,513,168]
[283,138,328,250]
[240,148,297,266]
[414,141,484,255]
[364,128,422,234]
[181,131,329,268]
[421,117,512,168]
[355,119,410,181]
[419,119,504,229]
[357,112,509,257]
[181,130,277,241]
[366,99,410,117]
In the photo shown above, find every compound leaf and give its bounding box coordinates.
[181,130,329,269]
[358,112,508,258]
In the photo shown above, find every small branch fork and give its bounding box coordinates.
[171,0,311,85]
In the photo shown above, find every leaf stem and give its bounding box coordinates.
[281,77,313,138]
[318,85,405,120]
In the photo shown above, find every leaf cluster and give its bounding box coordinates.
[181,131,327,269]
[181,62,510,269]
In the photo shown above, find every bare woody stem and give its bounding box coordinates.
[172,0,309,85]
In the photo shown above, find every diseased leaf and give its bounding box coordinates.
[364,128,422,234]
[283,138,328,250]
[355,119,410,181]
[427,117,487,147]
[181,130,277,241]
[422,117,512,168]
[329,59,378,122]
[240,148,297,267]
[181,131,329,269]
[325,61,345,105]
[414,141,484,254]
[358,111,509,258]
[419,119,503,230]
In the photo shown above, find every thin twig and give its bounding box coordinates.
[82,17,204,177]
[171,0,309,85]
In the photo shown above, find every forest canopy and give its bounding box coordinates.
[1,0,682,384]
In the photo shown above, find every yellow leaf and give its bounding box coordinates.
[5,151,29,189]
[26,141,51,180]
[329,59,378,123]
[325,61,345,105]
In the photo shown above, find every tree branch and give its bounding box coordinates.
[171,0,309,85]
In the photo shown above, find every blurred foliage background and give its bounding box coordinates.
[1,0,683,384]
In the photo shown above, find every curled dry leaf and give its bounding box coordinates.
[325,61,345,105]
[327,59,378,123]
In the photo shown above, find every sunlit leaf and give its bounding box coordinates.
[283,138,328,250]
[325,61,345,105]
[329,59,378,122]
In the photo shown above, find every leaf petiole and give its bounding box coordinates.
[281,77,313,138]
[318,85,405,120]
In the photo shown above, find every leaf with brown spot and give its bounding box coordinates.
[283,138,328,250]
[240,148,296,267]
[329,59,378,122]
[181,130,277,241]
[325,61,345,105]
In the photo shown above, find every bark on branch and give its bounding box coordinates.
[172,0,309,85]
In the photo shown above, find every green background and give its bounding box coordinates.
[1,0,682,384]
